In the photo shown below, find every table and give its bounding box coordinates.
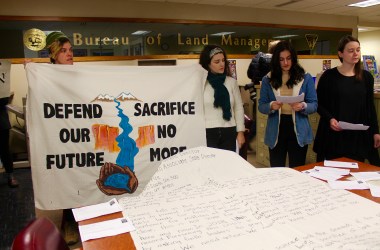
[79,212,135,250]
[79,157,380,249]
[294,157,380,204]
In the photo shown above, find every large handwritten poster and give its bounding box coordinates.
[120,147,380,249]
[26,63,207,210]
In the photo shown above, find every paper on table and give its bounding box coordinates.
[79,217,135,242]
[302,169,343,181]
[367,180,380,197]
[350,172,380,181]
[72,198,122,222]
[120,147,380,250]
[324,160,359,169]
[314,166,350,175]
[338,121,369,130]
[328,180,369,190]
[275,93,304,103]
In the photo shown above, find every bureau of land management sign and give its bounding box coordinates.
[26,63,207,210]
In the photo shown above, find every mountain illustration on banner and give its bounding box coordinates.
[91,92,142,102]
[91,91,145,196]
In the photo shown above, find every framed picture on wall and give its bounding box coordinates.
[228,59,237,80]
[322,60,331,71]
[363,55,378,79]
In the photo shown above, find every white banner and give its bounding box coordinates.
[0,59,11,98]
[26,63,207,209]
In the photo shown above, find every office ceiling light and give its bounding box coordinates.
[273,34,299,39]
[131,30,151,35]
[348,0,380,7]
[210,32,235,36]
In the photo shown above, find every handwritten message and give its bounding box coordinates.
[119,147,380,249]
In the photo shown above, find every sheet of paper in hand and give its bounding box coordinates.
[275,92,304,103]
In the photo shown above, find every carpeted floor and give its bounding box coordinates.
[0,167,35,250]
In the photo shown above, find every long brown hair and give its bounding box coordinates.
[337,35,363,81]
[270,40,305,90]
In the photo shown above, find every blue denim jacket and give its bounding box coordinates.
[258,73,318,149]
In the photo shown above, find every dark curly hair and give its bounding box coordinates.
[270,40,305,90]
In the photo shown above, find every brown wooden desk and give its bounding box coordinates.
[294,157,380,204]
[79,212,136,250]
[79,157,380,249]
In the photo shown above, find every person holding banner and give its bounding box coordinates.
[258,40,317,167]
[313,35,380,165]
[199,45,245,152]
[45,31,77,245]
[46,31,74,65]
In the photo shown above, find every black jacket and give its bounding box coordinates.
[0,97,11,130]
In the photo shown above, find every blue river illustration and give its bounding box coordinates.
[103,99,139,192]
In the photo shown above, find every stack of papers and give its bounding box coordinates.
[78,217,135,242]
[328,180,369,190]
[302,160,380,197]
[72,198,135,242]
[72,198,122,222]
[367,180,380,197]
[323,160,358,168]
[302,166,349,181]
[350,172,380,181]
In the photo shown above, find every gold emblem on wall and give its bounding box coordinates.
[23,28,46,51]
[305,34,318,50]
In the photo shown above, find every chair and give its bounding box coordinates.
[12,217,70,250]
